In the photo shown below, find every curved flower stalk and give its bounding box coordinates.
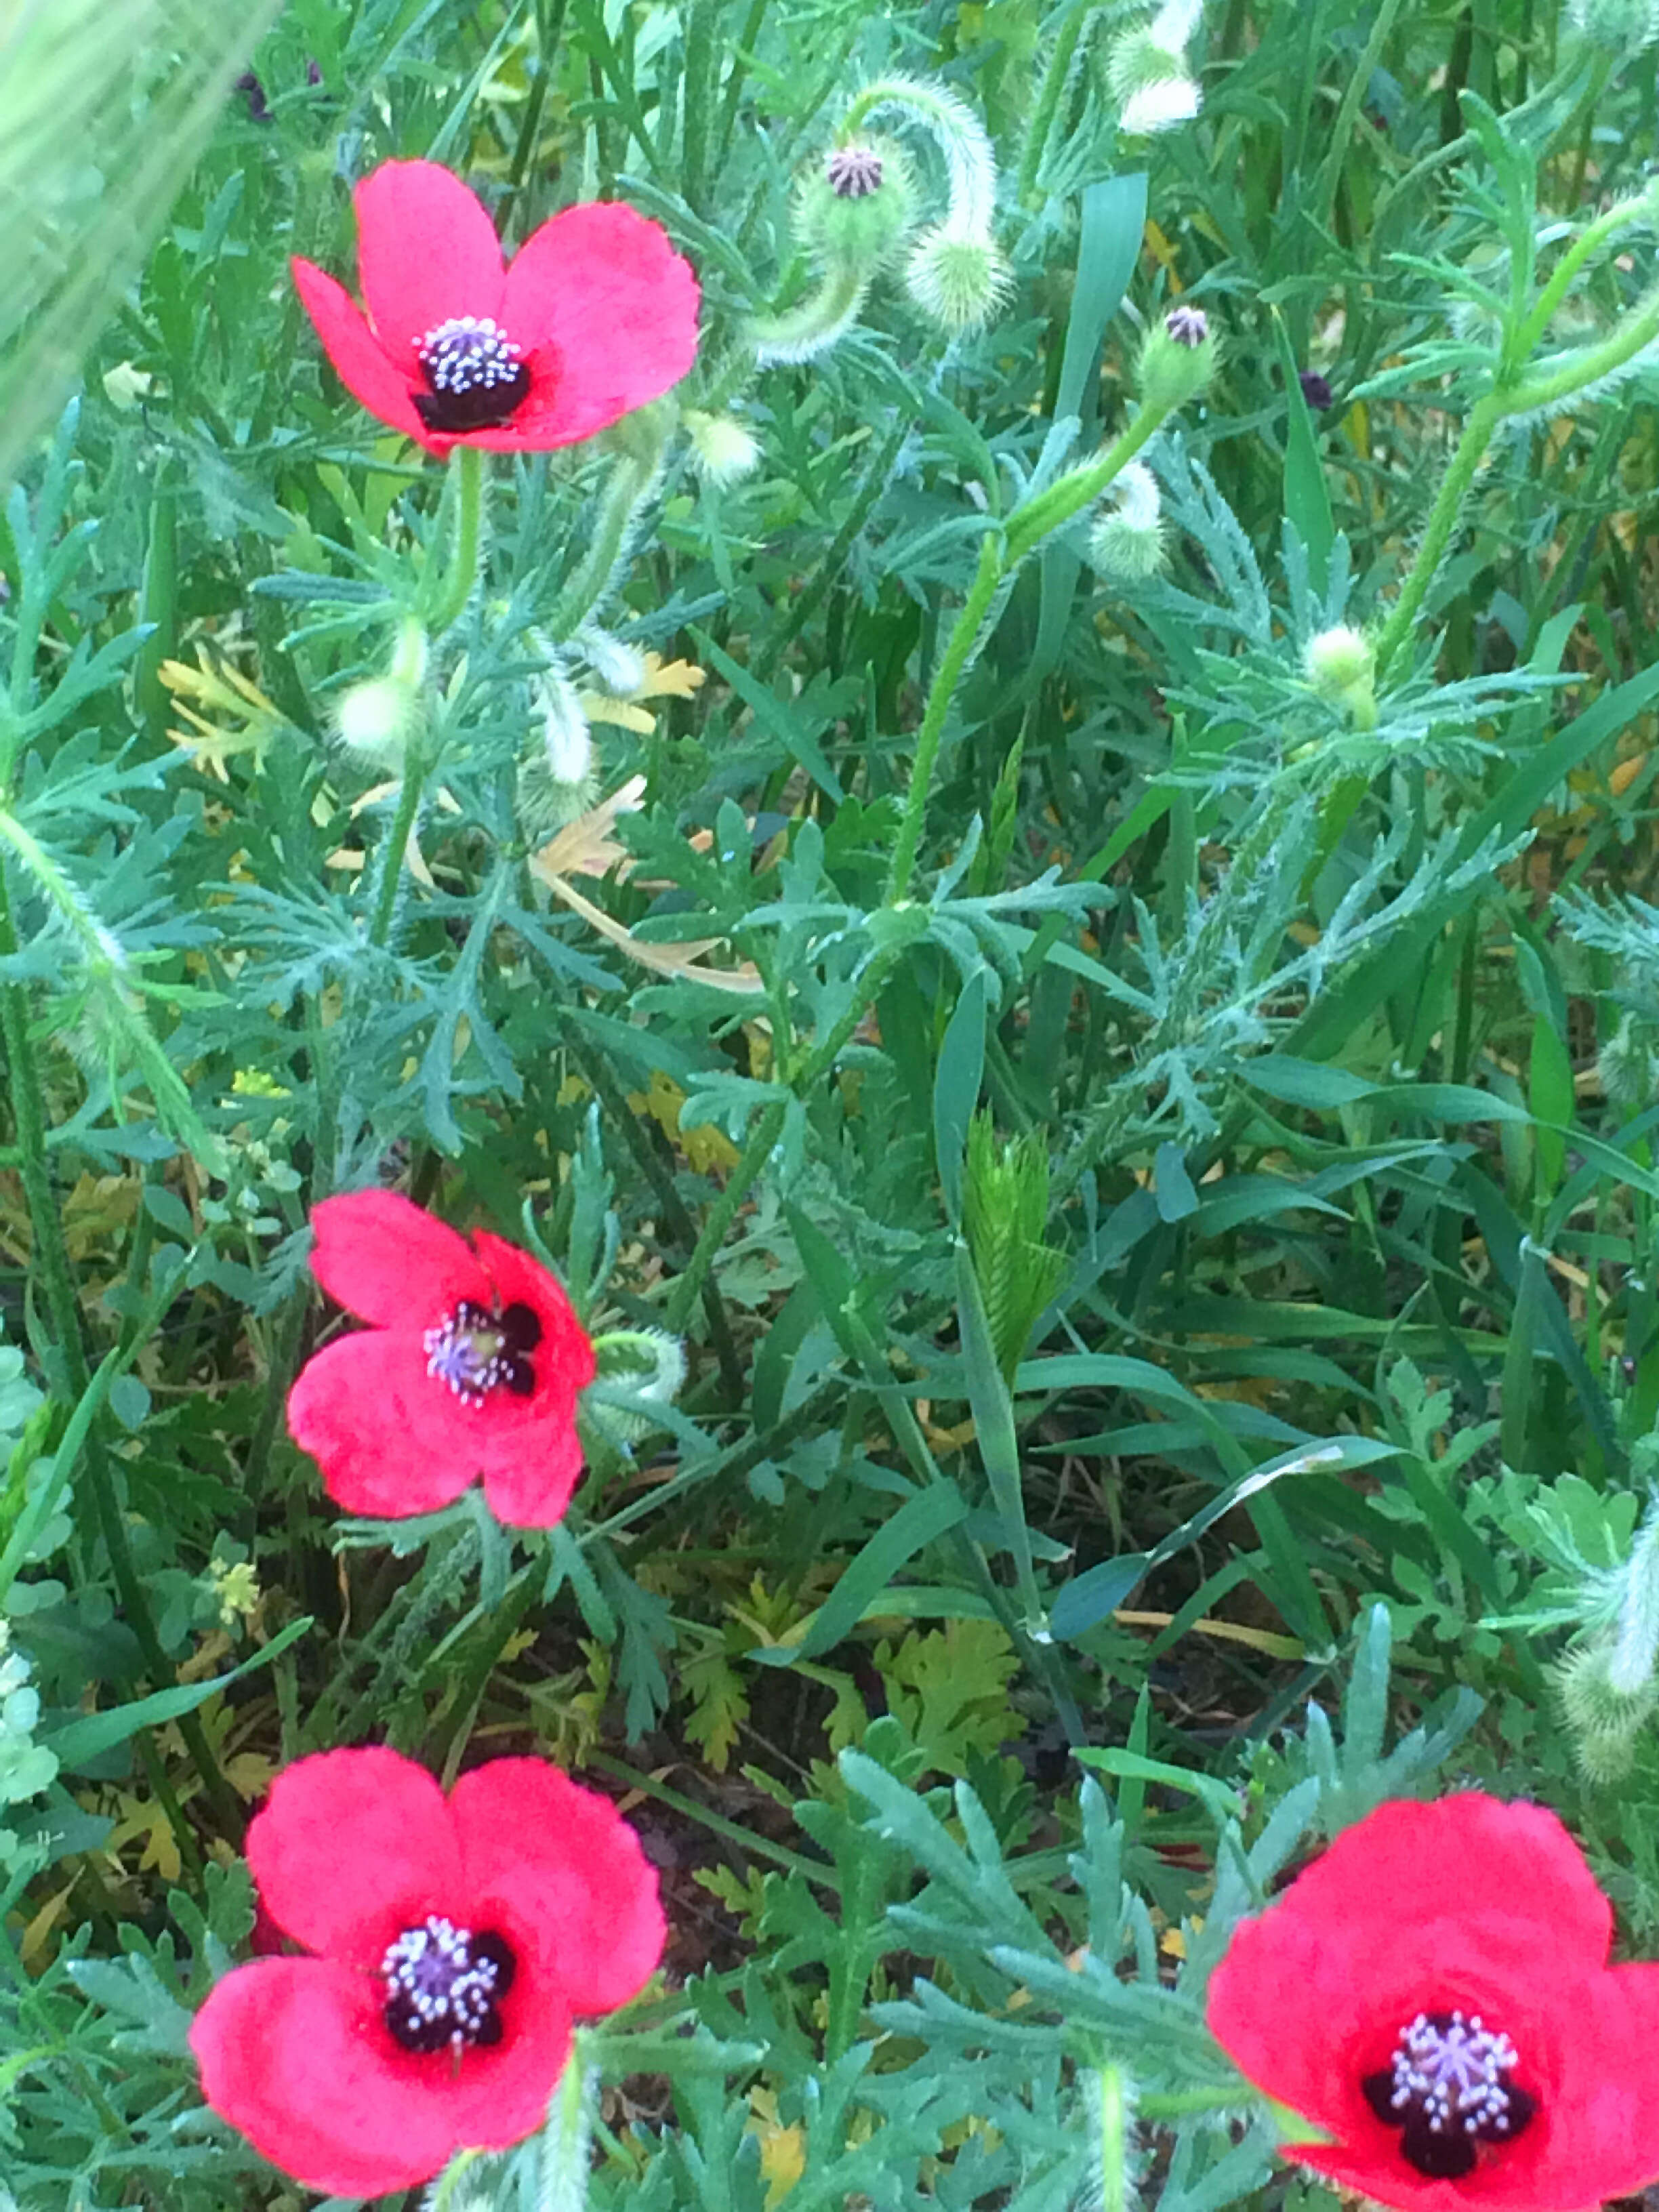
[1207,1793,1659,2204]
[291,161,700,458]
[1107,0,1205,134]
[751,75,1009,363]
[190,1746,663,2197]
[286,1190,596,1528]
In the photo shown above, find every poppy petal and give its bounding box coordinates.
[500,202,700,446]
[478,1418,586,1529]
[191,1957,457,2197]
[291,258,430,445]
[308,1189,485,1326]
[248,1747,461,1968]
[1513,1960,1659,2209]
[451,1759,665,2015]
[472,1230,597,1393]
[354,159,506,372]
[287,1330,480,1519]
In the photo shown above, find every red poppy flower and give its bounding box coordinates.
[190,1746,664,2197]
[290,159,699,456]
[287,1189,596,1528]
[1206,1792,1659,2211]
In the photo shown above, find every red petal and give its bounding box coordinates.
[354,160,506,372]
[287,1329,480,1519]
[248,1747,460,1968]
[499,202,699,447]
[479,1418,586,1529]
[190,1957,455,2196]
[1206,1795,1659,2212]
[451,1759,665,2015]
[291,257,432,446]
[308,1189,485,1325]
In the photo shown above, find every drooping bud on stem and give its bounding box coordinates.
[1303,624,1378,731]
[1107,0,1205,134]
[331,615,430,767]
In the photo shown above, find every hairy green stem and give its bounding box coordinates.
[886,401,1169,907]
[425,444,485,635]
[549,445,659,638]
[1017,0,1092,202]
[1372,396,1500,683]
[367,758,429,950]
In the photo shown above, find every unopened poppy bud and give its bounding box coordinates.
[1087,461,1166,583]
[331,617,429,764]
[794,136,916,272]
[1599,1012,1659,1112]
[905,222,1014,332]
[1552,1638,1658,1784]
[1137,304,1218,412]
[1107,0,1204,131]
[1303,624,1376,730]
[1566,0,1659,49]
[684,408,763,487]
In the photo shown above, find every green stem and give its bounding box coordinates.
[548,447,658,638]
[1372,394,1500,682]
[367,758,428,951]
[1018,0,1092,203]
[1137,2085,1252,2120]
[425,445,485,636]
[0,867,243,1842]
[1510,181,1651,369]
[886,401,1169,908]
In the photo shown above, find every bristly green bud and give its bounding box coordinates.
[1088,460,1166,583]
[1599,1012,1659,1113]
[905,222,1014,332]
[1551,1637,1658,1784]
[794,136,916,273]
[1136,303,1218,413]
[684,408,763,487]
[331,615,428,766]
[1566,0,1659,52]
[1303,623,1377,729]
[586,1329,689,1445]
[1107,0,1204,136]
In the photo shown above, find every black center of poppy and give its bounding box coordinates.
[1361,2009,1536,2180]
[381,1914,516,2055]
[413,314,531,432]
[422,1298,542,1406]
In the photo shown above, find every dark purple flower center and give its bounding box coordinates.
[381,1914,516,2055]
[413,315,531,433]
[423,1298,542,1406]
[1361,2009,1536,2179]
[827,144,885,199]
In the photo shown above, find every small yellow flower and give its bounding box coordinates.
[579,651,707,735]
[160,651,285,781]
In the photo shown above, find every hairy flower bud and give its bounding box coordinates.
[1108,0,1204,131]
[1088,461,1166,583]
[1303,624,1377,730]
[1552,1637,1658,1784]
[1566,0,1659,51]
[1599,1012,1659,1113]
[905,222,1014,332]
[684,408,763,487]
[331,617,429,765]
[794,136,916,272]
[1137,304,1218,412]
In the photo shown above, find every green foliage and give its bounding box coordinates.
[5,0,1659,2204]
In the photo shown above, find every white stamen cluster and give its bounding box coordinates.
[1389,2011,1520,2138]
[416,315,524,397]
[381,1916,502,2047]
